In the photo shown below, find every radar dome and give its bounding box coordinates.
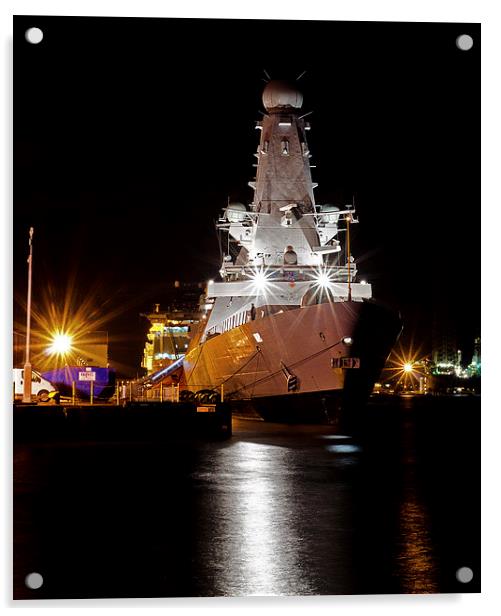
[319,204,340,224]
[226,202,247,223]
[262,80,303,111]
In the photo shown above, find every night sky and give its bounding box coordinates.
[14,17,480,376]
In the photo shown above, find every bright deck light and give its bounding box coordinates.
[342,336,353,346]
[251,269,269,292]
[316,271,332,288]
[403,363,413,373]
[47,332,73,355]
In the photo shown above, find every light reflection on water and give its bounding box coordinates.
[325,444,361,454]
[396,493,438,594]
[225,442,311,596]
[191,430,356,596]
[189,416,446,596]
[14,397,479,598]
[393,415,439,593]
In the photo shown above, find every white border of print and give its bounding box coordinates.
[1,1,498,614]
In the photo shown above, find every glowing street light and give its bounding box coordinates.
[47,332,73,356]
[403,362,414,373]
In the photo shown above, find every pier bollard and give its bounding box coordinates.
[90,380,94,405]
[72,381,76,406]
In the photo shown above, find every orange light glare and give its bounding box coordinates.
[47,332,73,355]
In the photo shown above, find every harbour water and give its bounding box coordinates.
[13,395,480,599]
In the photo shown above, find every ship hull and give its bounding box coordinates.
[229,390,345,424]
[183,300,401,424]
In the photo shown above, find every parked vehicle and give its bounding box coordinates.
[13,368,57,402]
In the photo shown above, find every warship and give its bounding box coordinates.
[179,80,401,422]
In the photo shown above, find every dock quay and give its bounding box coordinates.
[13,401,232,442]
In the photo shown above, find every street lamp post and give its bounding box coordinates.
[22,227,34,403]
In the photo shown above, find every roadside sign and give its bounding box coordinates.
[78,371,96,381]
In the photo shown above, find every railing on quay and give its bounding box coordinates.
[120,383,225,405]
[17,380,226,407]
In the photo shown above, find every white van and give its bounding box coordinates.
[13,368,57,402]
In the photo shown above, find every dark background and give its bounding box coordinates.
[14,17,480,377]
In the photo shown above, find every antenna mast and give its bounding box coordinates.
[346,213,352,302]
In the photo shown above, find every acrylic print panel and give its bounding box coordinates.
[13,16,480,599]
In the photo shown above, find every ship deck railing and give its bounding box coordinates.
[220,263,356,278]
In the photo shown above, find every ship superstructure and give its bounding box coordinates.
[181,80,401,422]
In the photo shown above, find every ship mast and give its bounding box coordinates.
[209,80,367,321]
[346,213,352,301]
